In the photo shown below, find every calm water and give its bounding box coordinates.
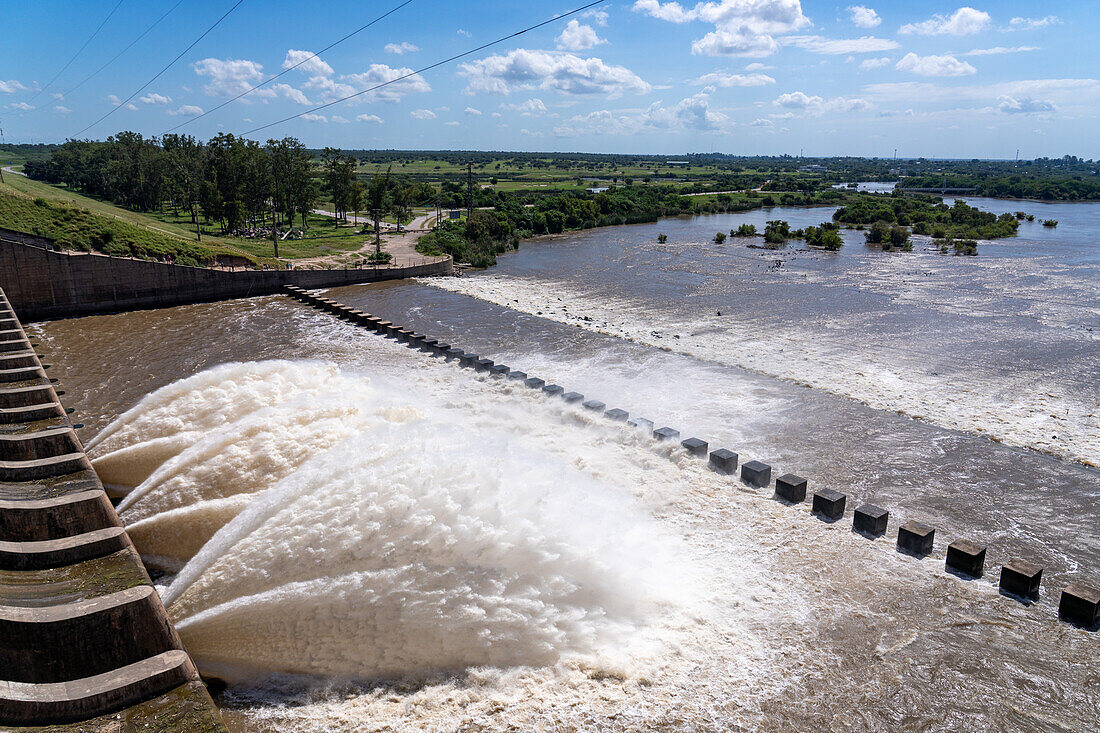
[29,196,1100,731]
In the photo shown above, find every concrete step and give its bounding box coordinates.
[0,350,39,369]
[0,452,93,482]
[0,649,199,726]
[0,402,65,424]
[0,490,120,543]
[0,366,45,383]
[0,526,132,570]
[0,585,181,684]
[0,384,58,408]
[0,426,83,462]
[0,339,30,354]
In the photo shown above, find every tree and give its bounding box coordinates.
[866,219,891,244]
[714,231,727,243]
[162,133,205,241]
[365,165,392,254]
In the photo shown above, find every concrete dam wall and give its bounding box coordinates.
[0,235,452,321]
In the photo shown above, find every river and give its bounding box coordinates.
[28,196,1099,731]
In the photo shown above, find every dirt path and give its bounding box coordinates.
[291,212,443,269]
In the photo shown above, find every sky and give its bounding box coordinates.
[1,1,1097,158]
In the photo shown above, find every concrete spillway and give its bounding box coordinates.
[0,287,225,729]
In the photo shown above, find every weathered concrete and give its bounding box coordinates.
[653,427,680,442]
[627,417,654,432]
[0,237,452,321]
[542,384,564,396]
[1058,583,1099,628]
[562,392,584,404]
[1000,560,1043,601]
[604,408,629,422]
[853,504,889,538]
[897,521,935,557]
[582,400,606,413]
[681,438,708,457]
[525,377,545,390]
[708,448,738,475]
[812,489,846,520]
[946,540,986,578]
[740,460,771,488]
[775,474,806,503]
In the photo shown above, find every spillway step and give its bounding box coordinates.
[0,526,132,571]
[0,452,91,482]
[0,490,120,543]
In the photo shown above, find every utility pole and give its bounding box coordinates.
[271,198,279,260]
[466,162,474,219]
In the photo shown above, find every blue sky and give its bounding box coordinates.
[2,1,1097,157]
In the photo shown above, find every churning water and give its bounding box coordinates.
[32,200,1100,731]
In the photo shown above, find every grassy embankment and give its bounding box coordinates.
[0,172,387,265]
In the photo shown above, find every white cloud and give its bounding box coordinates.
[773,91,872,114]
[331,115,350,124]
[1008,16,1059,31]
[491,112,502,118]
[648,93,728,130]
[693,71,775,87]
[107,94,122,106]
[302,113,327,122]
[282,49,333,77]
[167,104,204,116]
[745,62,772,71]
[52,93,64,100]
[125,103,139,111]
[847,5,881,28]
[859,57,891,70]
[192,58,265,96]
[503,98,549,115]
[895,52,976,77]
[633,0,811,57]
[0,80,29,94]
[783,35,899,55]
[444,120,460,126]
[339,64,431,102]
[900,7,990,36]
[271,83,311,105]
[964,46,1038,56]
[553,92,728,136]
[750,117,774,127]
[464,106,482,116]
[457,29,472,38]
[583,9,610,26]
[556,20,606,51]
[356,114,383,123]
[459,49,650,97]
[861,79,1100,113]
[384,41,419,55]
[139,93,171,105]
[53,105,71,114]
[997,96,1055,114]
[9,102,33,110]
[411,108,436,119]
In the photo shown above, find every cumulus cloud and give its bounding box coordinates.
[900,7,990,36]
[331,115,350,123]
[860,57,891,70]
[192,58,265,96]
[964,46,1038,56]
[773,91,871,113]
[125,103,139,111]
[271,83,311,105]
[302,113,327,122]
[338,64,431,102]
[583,9,610,26]
[895,52,976,77]
[53,105,71,114]
[10,102,34,110]
[464,106,482,115]
[411,108,436,119]
[1008,16,1059,31]
[503,98,549,115]
[385,41,419,55]
[556,20,606,51]
[282,49,334,77]
[553,92,728,136]
[750,117,774,127]
[783,35,899,54]
[444,120,460,126]
[863,78,1100,108]
[139,93,172,105]
[0,80,29,94]
[167,104,204,116]
[693,71,775,86]
[847,5,881,28]
[997,96,1055,114]
[356,114,383,123]
[633,0,811,57]
[459,49,650,97]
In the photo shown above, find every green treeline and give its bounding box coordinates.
[833,196,1020,240]
[899,173,1100,201]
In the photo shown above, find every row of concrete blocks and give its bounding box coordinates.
[284,286,1099,631]
[0,289,222,727]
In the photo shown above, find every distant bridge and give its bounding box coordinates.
[897,186,979,195]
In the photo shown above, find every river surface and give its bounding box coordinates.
[28,196,1099,731]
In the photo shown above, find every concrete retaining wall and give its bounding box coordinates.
[0,236,452,321]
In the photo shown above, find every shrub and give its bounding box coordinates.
[1042,219,1058,227]
[658,233,667,243]
[714,232,727,244]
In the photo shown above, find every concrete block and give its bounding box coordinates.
[604,408,629,422]
[0,526,132,571]
[0,490,118,542]
[628,417,654,431]
[474,358,494,372]
[542,384,564,396]
[709,448,738,474]
[775,474,806,503]
[490,364,509,375]
[509,371,528,381]
[1000,560,1043,601]
[946,540,986,578]
[446,348,465,360]
[812,489,846,520]
[459,353,478,367]
[853,504,889,537]
[1059,583,1100,628]
[525,377,545,389]
[583,400,606,412]
[740,460,771,488]
[897,521,935,557]
[562,391,583,403]
[653,427,680,442]
[432,342,450,355]
[681,438,708,457]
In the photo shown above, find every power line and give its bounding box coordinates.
[242,0,609,137]
[61,0,188,101]
[165,0,415,134]
[72,0,246,139]
[27,0,127,106]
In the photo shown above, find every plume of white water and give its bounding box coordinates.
[163,418,690,684]
[87,361,349,491]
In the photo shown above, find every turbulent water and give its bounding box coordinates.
[32,198,1100,731]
